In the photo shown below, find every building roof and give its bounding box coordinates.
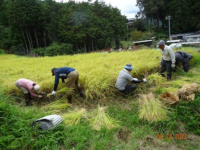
[133,40,152,44]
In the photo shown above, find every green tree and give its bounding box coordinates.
[137,0,165,28]
[165,0,193,33]
[186,0,200,31]
[0,0,128,54]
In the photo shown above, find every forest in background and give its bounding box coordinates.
[0,0,127,54]
[0,0,200,55]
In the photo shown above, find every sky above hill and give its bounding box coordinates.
[54,0,139,19]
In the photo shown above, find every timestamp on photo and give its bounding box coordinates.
[156,133,187,140]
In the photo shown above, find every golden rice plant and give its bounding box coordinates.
[148,73,167,87]
[88,105,120,131]
[57,87,74,95]
[62,108,86,125]
[162,87,179,93]
[0,50,160,100]
[42,99,69,113]
[138,93,169,122]
[0,48,199,100]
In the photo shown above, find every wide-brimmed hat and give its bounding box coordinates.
[124,64,133,70]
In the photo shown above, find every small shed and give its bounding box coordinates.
[133,40,153,46]
[166,39,182,44]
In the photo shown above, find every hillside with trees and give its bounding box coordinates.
[136,0,200,33]
[0,0,127,54]
[1,0,200,55]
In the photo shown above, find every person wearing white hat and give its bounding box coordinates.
[15,78,43,105]
[115,64,147,93]
[157,40,175,80]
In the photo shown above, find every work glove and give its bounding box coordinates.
[171,63,175,69]
[133,78,138,81]
[38,95,43,98]
[143,78,147,82]
[52,91,56,95]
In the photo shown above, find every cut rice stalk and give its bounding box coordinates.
[57,87,74,95]
[89,106,120,131]
[42,99,70,111]
[138,93,169,122]
[62,108,86,126]
[148,73,167,87]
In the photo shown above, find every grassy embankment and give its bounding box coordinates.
[0,47,200,150]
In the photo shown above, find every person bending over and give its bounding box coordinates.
[51,67,83,103]
[15,78,43,105]
[174,51,193,72]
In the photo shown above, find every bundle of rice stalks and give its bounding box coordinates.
[46,87,74,98]
[89,106,120,131]
[177,83,200,101]
[148,73,167,87]
[138,93,169,122]
[42,99,69,112]
[160,92,179,105]
[62,108,86,126]
[57,87,74,95]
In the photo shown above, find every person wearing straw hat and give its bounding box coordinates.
[157,40,175,80]
[15,78,43,105]
[51,67,83,103]
[174,51,193,72]
[115,64,147,93]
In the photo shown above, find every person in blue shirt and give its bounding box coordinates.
[51,67,83,103]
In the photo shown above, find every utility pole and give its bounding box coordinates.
[165,16,171,39]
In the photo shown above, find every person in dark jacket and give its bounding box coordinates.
[174,51,193,72]
[51,67,83,103]
[115,64,147,94]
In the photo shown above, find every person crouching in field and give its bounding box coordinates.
[157,40,176,80]
[115,64,147,94]
[51,67,83,103]
[15,78,43,105]
[174,51,193,72]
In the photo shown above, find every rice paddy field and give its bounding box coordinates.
[0,47,200,150]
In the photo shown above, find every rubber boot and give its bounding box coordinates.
[78,87,84,97]
[67,95,72,103]
[161,73,166,78]
[167,74,171,80]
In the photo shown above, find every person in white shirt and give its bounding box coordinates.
[157,40,175,80]
[115,64,147,93]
